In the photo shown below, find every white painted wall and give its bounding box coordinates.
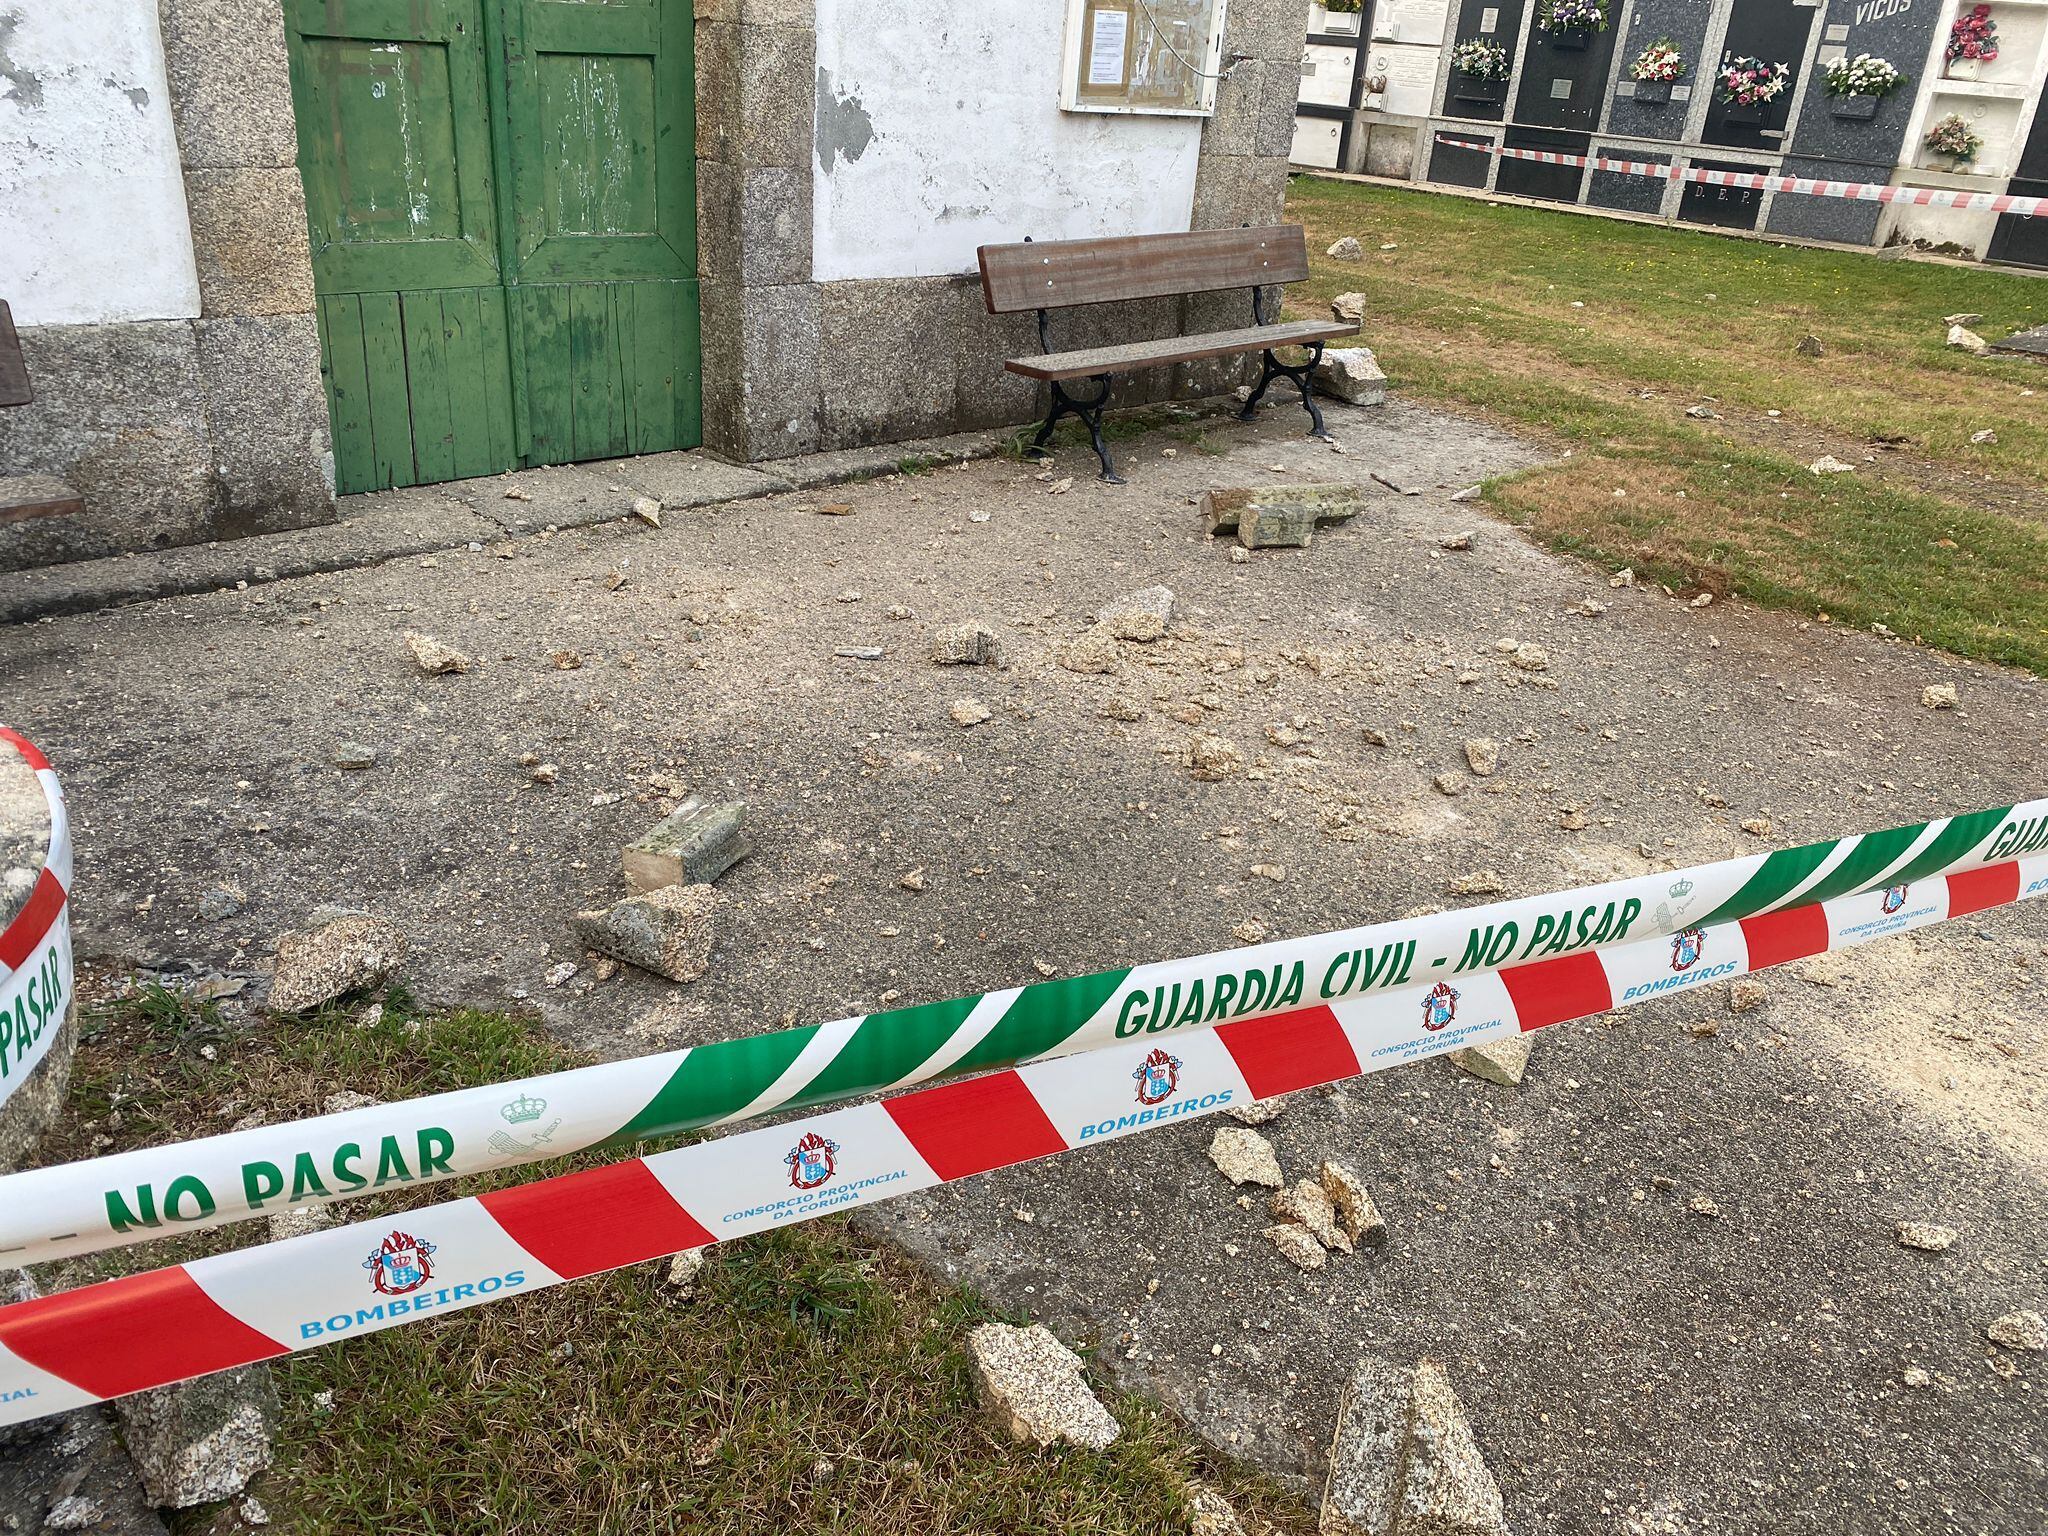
[813,0,1206,282]
[0,0,200,326]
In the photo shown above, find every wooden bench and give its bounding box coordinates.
[976,225,1356,484]
[0,299,87,526]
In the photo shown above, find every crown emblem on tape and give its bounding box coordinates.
[500,1093,548,1125]
[1668,877,1694,899]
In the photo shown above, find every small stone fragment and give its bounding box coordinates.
[1433,772,1466,797]
[815,501,855,516]
[1902,1366,1932,1388]
[1272,1177,1352,1253]
[665,1249,704,1295]
[1440,529,1475,548]
[950,698,992,727]
[1797,334,1824,357]
[1970,428,1998,445]
[1446,870,1504,897]
[1897,1221,1958,1253]
[115,1365,279,1508]
[403,630,470,674]
[1728,979,1769,1014]
[530,762,559,784]
[198,883,247,922]
[965,1322,1121,1450]
[1507,642,1549,672]
[1987,1309,2046,1351]
[1185,1482,1249,1536]
[1096,585,1177,642]
[1944,312,1984,327]
[333,743,377,770]
[1685,404,1719,419]
[266,1204,332,1242]
[1331,291,1367,324]
[1057,627,1121,674]
[569,884,721,983]
[1921,683,1958,711]
[1208,1126,1284,1188]
[622,796,751,892]
[1319,1161,1387,1250]
[1227,1096,1285,1126]
[1740,816,1773,838]
[1809,455,1855,475]
[1688,1194,1722,1218]
[1609,567,1635,587]
[1326,236,1364,261]
[631,496,662,527]
[1448,1034,1532,1087]
[930,620,1005,666]
[45,1496,106,1531]
[1946,324,1989,356]
[1313,348,1387,407]
[1185,733,1243,782]
[1463,738,1499,776]
[1264,1222,1328,1270]
[269,912,408,1013]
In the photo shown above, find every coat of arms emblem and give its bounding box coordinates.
[785,1131,839,1191]
[1132,1047,1182,1106]
[1881,883,1908,914]
[1421,982,1459,1032]
[1670,927,1706,972]
[364,1230,437,1296]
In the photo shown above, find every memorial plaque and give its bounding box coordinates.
[1703,0,1816,151]
[1438,0,1525,122]
[1372,42,1443,118]
[1372,0,1453,44]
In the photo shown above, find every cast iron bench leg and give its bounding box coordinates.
[1024,375,1123,485]
[1238,344,1333,442]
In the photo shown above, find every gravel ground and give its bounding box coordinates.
[3,395,2045,1533]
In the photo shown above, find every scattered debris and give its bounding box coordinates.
[1946,325,1990,356]
[1448,1034,1532,1087]
[622,797,750,893]
[898,868,928,891]
[1897,1221,1958,1253]
[1202,484,1366,536]
[1609,567,1635,587]
[1227,1096,1286,1126]
[1809,455,1856,475]
[1505,641,1549,672]
[114,1365,280,1508]
[1969,428,1998,445]
[269,911,407,1013]
[1057,627,1121,675]
[931,620,1005,666]
[1728,979,1769,1014]
[1685,404,1720,419]
[1320,1161,1387,1250]
[964,1323,1121,1450]
[1902,1366,1933,1389]
[1797,334,1824,358]
[1326,236,1364,261]
[266,1204,332,1243]
[1921,683,1958,711]
[569,884,721,983]
[1433,772,1466,797]
[333,743,377,770]
[1185,733,1244,782]
[1314,348,1388,407]
[1986,1309,2046,1352]
[1096,585,1177,642]
[1184,1482,1250,1536]
[1263,1222,1328,1271]
[1331,291,1367,324]
[1463,738,1499,776]
[1439,530,1475,550]
[950,698,992,727]
[1944,312,1984,327]
[402,630,471,675]
[1688,1193,1722,1218]
[1273,1177,1352,1253]
[665,1249,704,1296]
[1446,870,1504,897]
[529,761,559,785]
[631,496,662,528]
[1740,816,1773,838]
[1321,1358,1508,1536]
[1208,1125,1284,1188]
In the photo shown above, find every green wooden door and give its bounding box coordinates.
[285,0,700,494]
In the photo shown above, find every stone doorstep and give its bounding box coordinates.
[0,396,1252,626]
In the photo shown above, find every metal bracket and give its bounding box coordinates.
[1023,298,1124,483]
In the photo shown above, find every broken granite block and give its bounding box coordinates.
[570,884,721,982]
[930,620,1005,667]
[268,912,407,1013]
[113,1365,279,1509]
[1321,1358,1508,1536]
[1094,586,1177,642]
[1447,1034,1532,1087]
[1238,502,1314,550]
[621,796,750,893]
[1313,348,1388,407]
[965,1323,1121,1450]
[1202,484,1368,536]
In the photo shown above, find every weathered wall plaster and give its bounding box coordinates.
[811,0,1207,281]
[0,0,200,325]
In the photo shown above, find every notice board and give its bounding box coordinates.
[1062,0,1230,116]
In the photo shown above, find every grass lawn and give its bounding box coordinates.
[36,982,1308,1536]
[1284,176,2048,673]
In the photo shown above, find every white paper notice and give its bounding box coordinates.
[1089,9,1130,85]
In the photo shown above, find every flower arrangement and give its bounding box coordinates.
[1946,5,1999,65]
[1925,112,1985,162]
[1824,54,1905,98]
[1324,0,1364,13]
[1449,38,1512,80]
[1540,0,1608,30]
[1718,56,1790,106]
[1630,39,1686,82]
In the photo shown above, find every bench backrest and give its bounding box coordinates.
[978,225,1310,314]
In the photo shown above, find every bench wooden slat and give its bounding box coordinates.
[979,226,1311,314]
[1003,319,1356,381]
[0,302,29,408]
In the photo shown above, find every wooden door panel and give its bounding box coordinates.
[517,279,699,463]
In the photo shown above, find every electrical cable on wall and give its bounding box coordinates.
[1132,0,1250,80]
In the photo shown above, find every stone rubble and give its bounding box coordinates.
[1986,1309,2046,1351]
[1208,1126,1284,1188]
[1095,586,1177,642]
[569,884,721,983]
[113,1365,279,1508]
[665,1249,705,1296]
[1448,1034,1533,1088]
[621,796,750,893]
[930,620,1005,666]
[1727,979,1770,1014]
[630,495,662,527]
[1056,627,1122,675]
[1227,1096,1286,1126]
[1946,324,1990,356]
[1314,349,1388,408]
[1238,502,1315,550]
[1326,236,1364,261]
[964,1323,1121,1451]
[1185,1482,1249,1536]
[1921,683,1958,711]
[332,743,377,770]
[1263,1222,1328,1271]
[1463,738,1499,776]
[1896,1221,1958,1253]
[1272,1177,1353,1254]
[1185,734,1244,782]
[1320,1161,1387,1250]
[402,630,471,675]
[268,911,408,1013]
[949,698,992,727]
[1321,1358,1509,1536]
[1331,292,1367,324]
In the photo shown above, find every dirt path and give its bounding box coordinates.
[3,397,2044,1533]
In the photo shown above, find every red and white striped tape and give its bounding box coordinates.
[2,853,2041,1424]
[0,729,71,1115]
[1433,134,2046,218]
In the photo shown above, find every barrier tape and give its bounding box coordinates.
[4,800,2046,1268]
[1432,134,2047,218]
[1,852,2043,1424]
[0,729,71,1116]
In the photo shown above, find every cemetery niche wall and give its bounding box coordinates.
[1291,0,2048,266]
